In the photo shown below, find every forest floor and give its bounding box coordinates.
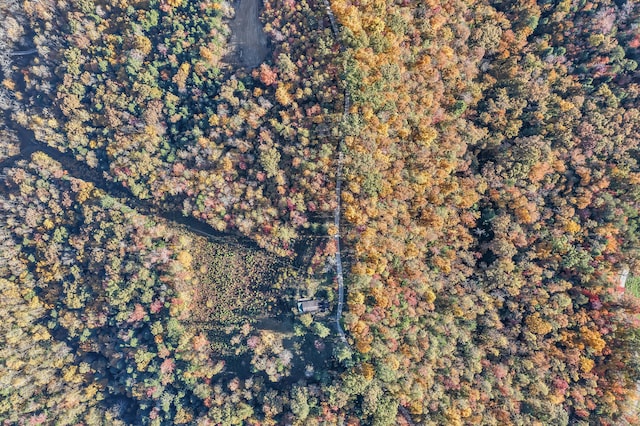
[226,0,270,68]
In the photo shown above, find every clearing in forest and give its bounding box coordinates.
[226,0,270,68]
[187,236,286,331]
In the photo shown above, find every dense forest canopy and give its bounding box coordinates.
[1,0,640,424]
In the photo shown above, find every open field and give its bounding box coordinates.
[628,276,640,298]
[187,235,285,330]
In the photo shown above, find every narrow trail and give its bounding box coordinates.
[334,148,346,343]
[321,3,418,425]
[322,0,348,344]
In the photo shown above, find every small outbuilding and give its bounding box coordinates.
[297,298,329,314]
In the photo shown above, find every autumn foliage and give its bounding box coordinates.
[336,0,640,424]
[1,0,640,424]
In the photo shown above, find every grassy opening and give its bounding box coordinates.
[627,276,640,298]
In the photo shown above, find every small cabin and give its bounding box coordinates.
[297,299,329,314]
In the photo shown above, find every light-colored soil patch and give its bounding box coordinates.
[227,0,270,68]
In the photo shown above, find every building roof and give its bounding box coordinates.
[297,299,327,313]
